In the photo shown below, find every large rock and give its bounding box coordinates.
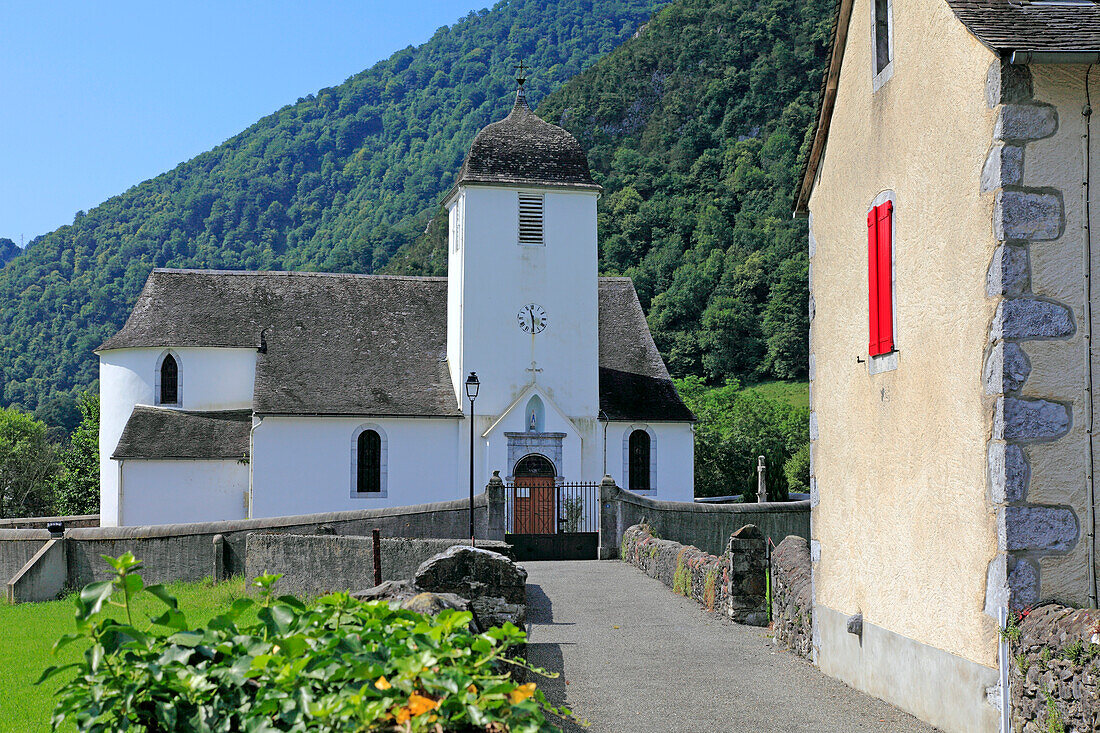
[470,595,527,629]
[415,545,527,605]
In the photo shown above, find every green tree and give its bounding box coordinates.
[0,407,58,518]
[762,252,809,380]
[677,376,808,500]
[0,0,667,413]
[52,391,99,516]
[783,443,810,494]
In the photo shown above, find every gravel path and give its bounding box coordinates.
[521,560,940,733]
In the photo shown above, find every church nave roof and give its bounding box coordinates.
[100,269,693,422]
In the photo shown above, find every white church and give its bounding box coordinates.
[97,84,696,527]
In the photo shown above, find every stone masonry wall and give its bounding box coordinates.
[2,492,499,592]
[984,60,1080,611]
[1009,602,1100,732]
[620,522,767,626]
[771,535,812,659]
[244,534,511,597]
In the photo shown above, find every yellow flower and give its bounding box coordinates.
[467,684,478,695]
[407,693,439,717]
[375,676,392,690]
[394,707,411,724]
[509,682,537,705]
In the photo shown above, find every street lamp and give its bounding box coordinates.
[465,371,480,546]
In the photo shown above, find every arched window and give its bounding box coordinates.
[514,453,555,478]
[628,430,651,491]
[159,353,178,405]
[357,429,382,493]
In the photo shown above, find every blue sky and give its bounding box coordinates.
[0,1,486,244]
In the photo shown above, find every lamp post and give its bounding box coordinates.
[465,372,480,546]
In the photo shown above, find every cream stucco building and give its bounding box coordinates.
[796,2,1100,731]
[97,85,695,529]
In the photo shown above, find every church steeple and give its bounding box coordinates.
[452,66,600,191]
[514,61,529,109]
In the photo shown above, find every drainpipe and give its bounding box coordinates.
[1084,65,1098,608]
[248,416,263,519]
[600,410,609,476]
[117,459,124,526]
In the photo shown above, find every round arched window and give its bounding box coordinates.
[628,430,651,491]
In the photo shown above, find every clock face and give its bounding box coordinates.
[517,303,548,334]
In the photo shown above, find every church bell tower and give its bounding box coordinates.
[444,74,602,417]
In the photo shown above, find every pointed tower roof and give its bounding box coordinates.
[455,82,600,191]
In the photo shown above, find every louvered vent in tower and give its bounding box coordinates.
[518,193,544,245]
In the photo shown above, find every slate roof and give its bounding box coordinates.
[598,278,695,422]
[112,407,251,460]
[100,269,692,422]
[101,270,461,417]
[946,1,1100,53]
[454,89,601,191]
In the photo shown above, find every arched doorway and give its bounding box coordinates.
[513,453,556,534]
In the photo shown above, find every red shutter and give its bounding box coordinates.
[867,206,880,354]
[875,201,894,355]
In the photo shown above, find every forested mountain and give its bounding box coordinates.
[388,0,833,384]
[0,239,19,268]
[0,0,665,413]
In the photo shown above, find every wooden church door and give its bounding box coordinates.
[513,454,556,534]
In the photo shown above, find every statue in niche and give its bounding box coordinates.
[529,410,537,432]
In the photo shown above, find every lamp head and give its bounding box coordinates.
[465,371,480,401]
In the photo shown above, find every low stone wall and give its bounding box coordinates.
[2,492,500,597]
[0,514,99,529]
[771,535,812,659]
[620,522,767,625]
[245,534,512,597]
[1009,602,1100,731]
[599,480,809,558]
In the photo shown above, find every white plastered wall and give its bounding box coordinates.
[447,185,601,418]
[602,421,694,502]
[99,347,256,526]
[120,460,248,526]
[250,416,465,518]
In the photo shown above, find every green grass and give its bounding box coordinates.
[740,380,809,410]
[0,577,250,732]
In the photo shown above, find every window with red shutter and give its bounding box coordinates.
[867,201,895,356]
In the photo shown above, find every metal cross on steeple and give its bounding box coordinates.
[514,61,529,88]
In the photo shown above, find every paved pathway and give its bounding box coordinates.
[521,560,940,733]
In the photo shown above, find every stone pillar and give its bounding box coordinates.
[212,534,227,583]
[598,474,621,560]
[486,471,506,542]
[727,524,767,625]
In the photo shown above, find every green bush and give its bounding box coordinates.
[783,444,810,495]
[676,377,808,499]
[40,553,570,732]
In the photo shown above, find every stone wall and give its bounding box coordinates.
[620,522,767,625]
[244,534,512,597]
[0,514,99,529]
[2,492,500,598]
[771,535,812,659]
[1009,602,1100,732]
[599,479,809,559]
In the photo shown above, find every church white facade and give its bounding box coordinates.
[97,86,696,527]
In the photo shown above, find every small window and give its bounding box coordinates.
[628,430,651,491]
[357,430,382,493]
[867,200,894,356]
[159,354,178,405]
[518,193,544,246]
[871,0,893,89]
